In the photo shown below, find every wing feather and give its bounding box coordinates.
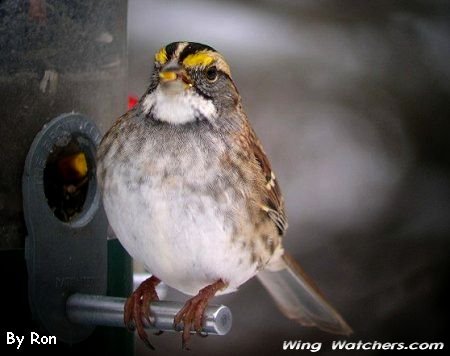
[246,125,288,235]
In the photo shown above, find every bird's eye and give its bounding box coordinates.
[206,66,218,82]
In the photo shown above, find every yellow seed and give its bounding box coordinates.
[73,153,88,177]
[58,152,88,181]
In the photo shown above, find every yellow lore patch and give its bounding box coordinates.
[182,51,215,68]
[155,47,168,65]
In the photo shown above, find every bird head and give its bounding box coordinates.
[142,42,240,125]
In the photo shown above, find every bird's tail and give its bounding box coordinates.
[256,252,352,335]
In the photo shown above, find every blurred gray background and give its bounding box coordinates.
[127,1,449,355]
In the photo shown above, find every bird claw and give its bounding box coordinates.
[124,276,160,350]
[142,336,155,351]
[182,339,191,351]
[143,313,152,328]
[126,322,135,331]
[173,279,226,349]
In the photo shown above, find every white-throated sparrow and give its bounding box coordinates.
[97,41,351,349]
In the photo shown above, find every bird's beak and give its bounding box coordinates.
[159,67,192,92]
[159,71,178,82]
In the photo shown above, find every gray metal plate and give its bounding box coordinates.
[22,113,107,343]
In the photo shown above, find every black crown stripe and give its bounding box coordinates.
[179,42,217,63]
[164,42,179,60]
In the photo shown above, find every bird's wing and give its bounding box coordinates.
[247,126,288,235]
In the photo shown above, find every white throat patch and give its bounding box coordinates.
[142,87,217,125]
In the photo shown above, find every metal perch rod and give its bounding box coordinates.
[66,293,232,336]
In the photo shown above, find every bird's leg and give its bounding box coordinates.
[174,279,227,350]
[124,275,161,350]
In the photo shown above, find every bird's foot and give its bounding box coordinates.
[174,279,227,350]
[124,275,161,350]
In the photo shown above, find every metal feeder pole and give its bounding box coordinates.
[66,294,232,336]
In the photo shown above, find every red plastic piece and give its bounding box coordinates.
[128,95,139,110]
